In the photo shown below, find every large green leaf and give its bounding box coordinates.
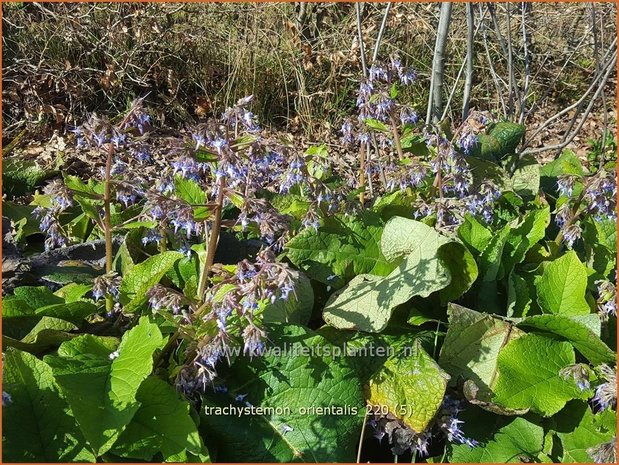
[439,304,524,398]
[3,158,55,197]
[518,314,615,365]
[3,317,77,354]
[13,286,64,308]
[35,301,98,325]
[120,251,184,312]
[111,377,205,461]
[555,401,616,463]
[471,122,525,161]
[2,298,40,340]
[475,225,511,312]
[506,272,533,317]
[501,206,550,277]
[369,340,449,432]
[536,251,591,316]
[458,214,493,255]
[3,201,41,240]
[200,325,364,462]
[492,334,582,416]
[323,217,477,332]
[539,150,585,193]
[285,211,395,287]
[174,176,207,205]
[449,415,544,463]
[510,155,540,197]
[44,317,165,456]
[488,122,525,158]
[3,348,95,462]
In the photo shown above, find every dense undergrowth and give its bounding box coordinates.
[2,59,617,463]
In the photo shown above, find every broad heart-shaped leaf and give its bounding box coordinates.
[536,251,591,316]
[510,154,540,197]
[3,158,55,197]
[111,377,204,461]
[13,285,64,308]
[3,348,95,462]
[436,241,479,302]
[555,401,616,463]
[492,333,583,416]
[518,314,615,365]
[474,224,511,313]
[539,149,585,193]
[501,206,550,278]
[285,211,395,287]
[439,305,524,398]
[3,317,77,354]
[449,413,544,463]
[120,251,184,312]
[199,325,364,462]
[35,301,98,325]
[458,214,492,255]
[44,317,165,456]
[488,122,525,158]
[3,298,41,339]
[369,340,449,433]
[323,217,477,332]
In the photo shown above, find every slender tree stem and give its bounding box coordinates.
[103,144,114,313]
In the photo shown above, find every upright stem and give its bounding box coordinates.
[359,143,366,204]
[103,144,114,313]
[158,228,167,253]
[198,176,226,301]
[389,115,405,160]
[554,190,585,249]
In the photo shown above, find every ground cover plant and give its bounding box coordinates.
[2,3,617,464]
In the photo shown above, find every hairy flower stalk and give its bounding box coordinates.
[198,175,226,302]
[359,143,367,203]
[389,114,405,160]
[103,143,115,313]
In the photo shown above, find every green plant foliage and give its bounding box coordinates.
[323,217,477,332]
[369,340,449,432]
[44,318,165,456]
[199,325,365,462]
[492,334,583,416]
[3,158,56,197]
[3,78,616,464]
[3,348,95,462]
[285,211,396,287]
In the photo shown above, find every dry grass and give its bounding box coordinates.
[2,2,616,146]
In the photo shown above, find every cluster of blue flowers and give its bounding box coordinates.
[341,56,417,148]
[173,248,297,394]
[555,170,617,248]
[369,395,478,457]
[33,180,73,250]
